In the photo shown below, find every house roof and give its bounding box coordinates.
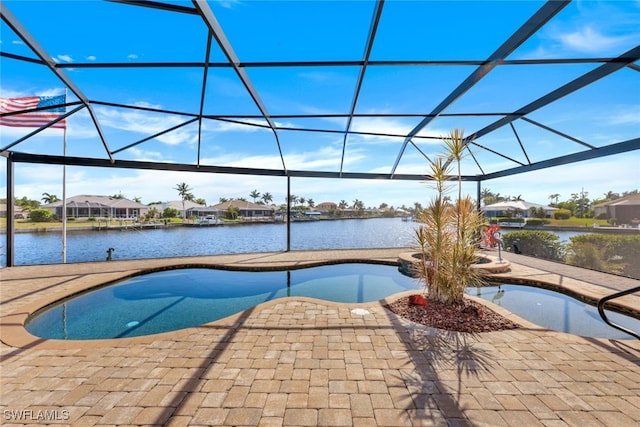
[149,200,206,210]
[212,200,274,211]
[43,194,146,208]
[593,194,640,208]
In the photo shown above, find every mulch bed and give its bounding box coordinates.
[384,296,520,333]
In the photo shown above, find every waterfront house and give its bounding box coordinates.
[593,194,640,225]
[315,202,337,215]
[42,195,148,219]
[148,200,207,219]
[0,204,27,219]
[212,199,275,220]
[481,200,556,219]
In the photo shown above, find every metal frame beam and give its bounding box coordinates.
[481,138,640,180]
[192,0,286,171]
[9,151,482,182]
[389,0,570,177]
[0,2,114,162]
[467,45,640,144]
[339,0,384,175]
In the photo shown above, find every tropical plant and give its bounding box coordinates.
[261,192,273,205]
[174,182,192,219]
[413,129,485,305]
[41,192,59,204]
[249,189,261,203]
[226,205,239,220]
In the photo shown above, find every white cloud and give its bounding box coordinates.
[95,107,199,146]
[127,54,139,60]
[56,54,73,63]
[558,26,627,54]
[86,55,96,61]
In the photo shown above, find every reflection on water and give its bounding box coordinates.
[469,284,640,340]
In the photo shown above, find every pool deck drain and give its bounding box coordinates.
[1,248,640,426]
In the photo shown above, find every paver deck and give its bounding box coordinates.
[1,248,639,426]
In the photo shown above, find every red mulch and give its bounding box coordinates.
[384,296,520,333]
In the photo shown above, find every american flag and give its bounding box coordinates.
[0,95,67,129]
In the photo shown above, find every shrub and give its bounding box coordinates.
[162,207,178,218]
[29,208,52,222]
[553,209,571,220]
[524,218,545,227]
[501,230,566,261]
[88,216,96,222]
[569,234,640,279]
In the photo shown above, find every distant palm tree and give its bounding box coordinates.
[548,193,560,206]
[194,198,206,206]
[249,189,261,203]
[307,198,315,208]
[219,197,229,203]
[174,182,192,219]
[41,192,59,204]
[352,199,364,215]
[339,200,348,210]
[132,196,142,203]
[261,192,273,205]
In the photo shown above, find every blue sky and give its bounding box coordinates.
[1,0,639,208]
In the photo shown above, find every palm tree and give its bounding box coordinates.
[307,198,315,208]
[41,192,59,204]
[174,182,192,219]
[481,188,494,206]
[219,197,229,203]
[194,198,206,206]
[249,189,261,203]
[548,193,561,206]
[352,199,364,216]
[339,200,348,210]
[132,196,142,203]
[261,192,273,205]
[414,129,484,305]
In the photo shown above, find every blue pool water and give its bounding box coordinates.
[26,263,421,340]
[468,284,640,340]
[26,264,640,341]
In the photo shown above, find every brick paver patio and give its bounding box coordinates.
[1,249,639,426]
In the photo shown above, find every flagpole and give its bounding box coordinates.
[62,89,67,263]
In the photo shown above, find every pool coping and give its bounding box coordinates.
[2,250,638,350]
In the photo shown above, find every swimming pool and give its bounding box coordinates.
[468,284,640,340]
[25,263,640,341]
[26,263,421,340]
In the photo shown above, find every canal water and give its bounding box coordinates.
[2,219,591,266]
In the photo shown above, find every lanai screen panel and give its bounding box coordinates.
[0,0,638,180]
